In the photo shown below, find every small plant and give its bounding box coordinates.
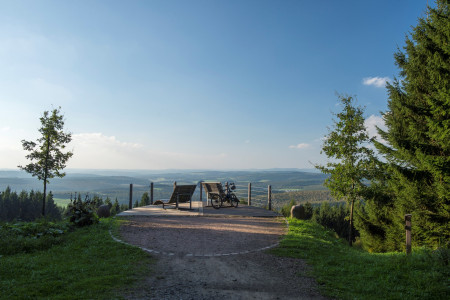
[0,219,69,255]
[67,193,99,227]
[280,199,297,217]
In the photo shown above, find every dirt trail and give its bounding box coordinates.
[118,216,328,299]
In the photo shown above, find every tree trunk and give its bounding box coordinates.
[348,197,354,246]
[348,181,355,246]
[42,136,50,216]
[42,179,47,216]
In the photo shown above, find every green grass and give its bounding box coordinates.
[0,218,153,299]
[271,218,449,299]
[54,198,71,207]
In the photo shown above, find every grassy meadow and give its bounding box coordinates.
[0,218,153,299]
[271,218,449,299]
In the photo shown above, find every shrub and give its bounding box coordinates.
[67,194,99,227]
[312,202,358,242]
[280,199,297,217]
[0,220,69,255]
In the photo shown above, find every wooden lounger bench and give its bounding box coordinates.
[153,184,197,209]
[201,182,224,205]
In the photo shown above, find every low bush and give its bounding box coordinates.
[67,194,99,227]
[0,220,69,255]
[311,202,358,242]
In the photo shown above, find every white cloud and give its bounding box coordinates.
[365,115,387,143]
[362,76,391,88]
[289,143,311,149]
[72,133,142,149]
[67,133,232,169]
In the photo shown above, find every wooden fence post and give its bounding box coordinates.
[150,182,154,205]
[199,182,203,203]
[129,183,133,209]
[248,183,252,206]
[268,185,272,210]
[405,214,412,254]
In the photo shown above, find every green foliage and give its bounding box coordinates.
[67,194,99,227]
[316,95,375,245]
[271,219,449,299]
[120,203,129,212]
[312,202,358,242]
[110,198,121,216]
[18,107,73,216]
[0,218,153,299]
[139,192,150,206]
[0,220,69,255]
[280,199,297,217]
[0,187,61,222]
[361,1,450,251]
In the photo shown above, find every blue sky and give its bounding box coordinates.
[0,0,429,170]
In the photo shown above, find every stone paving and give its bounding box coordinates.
[118,201,280,218]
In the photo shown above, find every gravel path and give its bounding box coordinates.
[118,215,328,299]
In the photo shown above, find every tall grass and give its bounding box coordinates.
[271,218,449,299]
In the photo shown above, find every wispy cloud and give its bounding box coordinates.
[362,76,391,88]
[289,143,311,149]
[67,133,232,169]
[72,133,142,149]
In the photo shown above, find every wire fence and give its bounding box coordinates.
[122,181,326,211]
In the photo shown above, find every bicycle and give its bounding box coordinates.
[210,182,240,209]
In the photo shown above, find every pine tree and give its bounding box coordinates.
[316,95,375,246]
[139,192,150,206]
[111,198,120,215]
[373,1,449,249]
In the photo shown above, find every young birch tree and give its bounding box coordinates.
[316,95,374,246]
[18,107,73,216]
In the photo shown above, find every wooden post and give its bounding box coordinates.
[129,183,133,209]
[199,182,203,204]
[268,185,272,210]
[248,183,252,206]
[150,182,154,205]
[405,214,412,254]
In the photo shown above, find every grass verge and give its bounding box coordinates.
[271,218,449,299]
[0,218,153,300]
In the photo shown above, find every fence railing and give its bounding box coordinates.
[126,181,282,210]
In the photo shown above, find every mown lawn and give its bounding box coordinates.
[0,218,153,300]
[271,218,449,300]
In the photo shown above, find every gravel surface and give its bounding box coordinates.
[118,215,329,299]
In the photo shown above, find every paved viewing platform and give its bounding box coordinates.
[118,201,280,218]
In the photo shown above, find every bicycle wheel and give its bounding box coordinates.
[210,194,222,209]
[230,194,239,208]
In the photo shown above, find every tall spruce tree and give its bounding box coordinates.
[372,1,449,249]
[316,95,375,246]
[19,107,73,216]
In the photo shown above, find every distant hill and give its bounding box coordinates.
[0,169,329,207]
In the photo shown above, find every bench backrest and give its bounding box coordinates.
[202,182,225,197]
[169,184,197,203]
